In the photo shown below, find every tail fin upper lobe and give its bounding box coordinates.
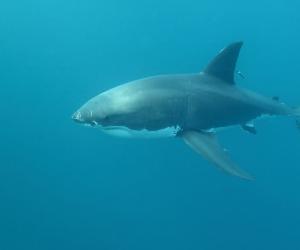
[294,107,300,117]
[294,107,300,130]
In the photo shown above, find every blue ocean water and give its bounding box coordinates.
[1,0,300,249]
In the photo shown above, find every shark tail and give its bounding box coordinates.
[294,107,300,117]
[293,107,300,131]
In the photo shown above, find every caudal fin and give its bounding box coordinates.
[294,107,300,130]
[294,107,300,117]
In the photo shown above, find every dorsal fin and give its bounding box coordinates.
[203,42,243,84]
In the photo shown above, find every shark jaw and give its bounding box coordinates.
[85,122,182,138]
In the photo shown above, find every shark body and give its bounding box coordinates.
[72,42,300,180]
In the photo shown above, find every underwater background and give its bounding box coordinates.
[1,0,300,249]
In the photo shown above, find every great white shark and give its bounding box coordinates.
[72,42,300,180]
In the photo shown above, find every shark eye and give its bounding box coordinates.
[102,115,114,123]
[103,114,110,120]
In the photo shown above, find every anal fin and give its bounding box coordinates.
[182,130,254,180]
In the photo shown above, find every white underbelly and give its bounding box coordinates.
[101,125,181,138]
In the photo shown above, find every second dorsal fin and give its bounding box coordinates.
[203,42,243,84]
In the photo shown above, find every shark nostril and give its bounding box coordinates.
[72,111,84,123]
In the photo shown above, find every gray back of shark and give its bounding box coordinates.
[73,42,300,180]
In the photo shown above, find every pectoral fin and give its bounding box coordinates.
[182,130,254,180]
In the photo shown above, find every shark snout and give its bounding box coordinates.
[72,109,100,127]
[71,111,85,124]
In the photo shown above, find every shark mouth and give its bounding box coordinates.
[98,124,182,138]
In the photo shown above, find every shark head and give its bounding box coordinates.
[72,81,184,138]
[72,86,137,130]
[72,94,107,127]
